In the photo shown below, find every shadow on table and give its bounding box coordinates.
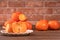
[0,33,35,37]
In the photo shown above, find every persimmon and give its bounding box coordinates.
[25,21,32,30]
[5,24,13,33]
[11,12,21,22]
[48,20,60,30]
[19,14,27,21]
[19,21,32,30]
[12,22,20,33]
[12,22,27,33]
[36,20,48,31]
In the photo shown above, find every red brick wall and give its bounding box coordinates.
[0,0,60,25]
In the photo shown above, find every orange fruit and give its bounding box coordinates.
[19,21,32,30]
[25,21,32,30]
[36,20,48,31]
[11,12,21,22]
[19,14,27,21]
[12,22,27,33]
[48,20,60,30]
[5,24,13,33]
[12,22,20,33]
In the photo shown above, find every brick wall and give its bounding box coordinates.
[0,0,60,25]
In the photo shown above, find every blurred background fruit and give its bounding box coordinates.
[48,20,60,30]
[36,20,49,31]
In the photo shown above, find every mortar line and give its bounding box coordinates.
[43,0,46,20]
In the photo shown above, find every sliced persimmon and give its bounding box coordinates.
[19,14,27,21]
[12,22,27,33]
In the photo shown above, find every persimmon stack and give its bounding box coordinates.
[3,12,32,33]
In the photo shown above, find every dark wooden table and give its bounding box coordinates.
[0,27,60,40]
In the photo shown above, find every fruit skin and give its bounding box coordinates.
[19,14,27,21]
[19,21,32,30]
[25,21,32,30]
[48,20,60,30]
[36,20,48,31]
[11,12,21,22]
[12,21,27,33]
[5,24,13,33]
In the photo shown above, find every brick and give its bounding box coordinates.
[44,8,53,14]
[45,0,58,2]
[45,15,60,21]
[3,8,16,14]
[8,0,19,2]
[8,1,25,7]
[17,8,43,15]
[2,14,8,21]
[3,8,12,14]
[34,8,44,14]
[0,8,16,14]
[0,8,11,14]
[56,2,60,7]
[5,14,12,20]
[38,8,53,14]
[27,14,43,21]
[45,2,56,7]
[0,21,4,25]
[17,0,45,1]
[0,14,7,25]
[0,8,4,14]
[53,8,60,14]
[0,15,4,21]
[0,0,7,7]
[0,14,7,22]
[25,1,43,7]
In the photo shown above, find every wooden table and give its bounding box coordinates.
[0,26,60,40]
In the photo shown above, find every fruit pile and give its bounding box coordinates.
[3,12,32,33]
